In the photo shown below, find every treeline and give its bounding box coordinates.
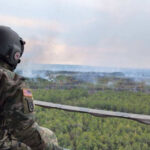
[26,75,150,92]
[33,89,150,149]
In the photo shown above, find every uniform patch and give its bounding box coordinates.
[23,89,34,113]
[27,98,34,112]
[23,89,33,98]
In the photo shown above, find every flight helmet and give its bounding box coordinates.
[0,26,25,69]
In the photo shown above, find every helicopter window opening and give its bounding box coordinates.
[2,0,150,149]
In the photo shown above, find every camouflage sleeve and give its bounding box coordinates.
[1,71,63,150]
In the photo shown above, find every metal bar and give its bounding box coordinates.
[34,100,150,125]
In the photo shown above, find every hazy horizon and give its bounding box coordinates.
[1,0,150,69]
[18,63,150,71]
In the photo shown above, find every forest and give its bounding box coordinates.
[25,72,150,150]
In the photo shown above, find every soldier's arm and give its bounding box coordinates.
[2,73,63,150]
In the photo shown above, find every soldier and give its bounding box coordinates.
[0,26,63,150]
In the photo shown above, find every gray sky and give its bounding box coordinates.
[0,0,150,69]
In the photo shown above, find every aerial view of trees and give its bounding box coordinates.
[26,72,150,150]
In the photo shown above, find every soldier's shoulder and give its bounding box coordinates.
[0,67,16,80]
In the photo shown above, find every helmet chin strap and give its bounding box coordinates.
[11,59,21,70]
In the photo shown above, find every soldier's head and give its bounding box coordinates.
[0,26,25,70]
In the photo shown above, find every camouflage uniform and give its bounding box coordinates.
[0,61,63,150]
